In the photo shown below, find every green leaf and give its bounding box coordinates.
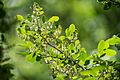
[72,76,78,79]
[39,11,44,15]
[67,43,75,53]
[16,15,24,21]
[80,70,92,76]
[105,49,116,56]
[59,36,65,41]
[79,48,88,61]
[20,28,26,35]
[65,28,70,37]
[27,41,34,48]
[106,36,120,45]
[26,53,36,62]
[98,40,109,53]
[75,40,80,45]
[72,53,80,60]
[48,16,59,22]
[27,15,32,22]
[92,65,106,71]
[69,24,75,33]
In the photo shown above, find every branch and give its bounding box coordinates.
[40,34,63,54]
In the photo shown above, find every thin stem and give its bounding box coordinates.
[40,34,63,54]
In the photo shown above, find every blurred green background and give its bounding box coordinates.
[0,0,120,80]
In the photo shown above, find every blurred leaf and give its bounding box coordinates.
[20,28,26,35]
[104,2,112,10]
[42,15,46,23]
[105,49,116,56]
[59,36,65,41]
[106,35,120,45]
[16,15,24,21]
[72,53,80,60]
[26,53,36,62]
[27,15,32,22]
[0,8,6,18]
[80,70,92,76]
[69,24,75,34]
[48,16,59,22]
[98,40,109,53]
[75,40,80,46]
[0,1,4,8]
[65,28,70,37]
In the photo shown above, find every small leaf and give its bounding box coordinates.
[39,11,44,15]
[80,70,92,76]
[72,76,78,79]
[59,36,65,41]
[75,40,80,45]
[26,53,36,62]
[69,24,75,33]
[20,28,26,35]
[106,35,120,45]
[98,40,109,53]
[27,41,34,48]
[16,15,24,21]
[72,53,80,60]
[48,16,59,22]
[65,28,70,37]
[79,48,88,61]
[105,49,116,56]
[27,15,32,22]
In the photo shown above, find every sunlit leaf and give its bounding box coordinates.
[106,35,120,45]
[48,16,59,22]
[59,36,65,41]
[69,24,75,33]
[26,53,36,62]
[105,49,116,56]
[16,15,24,21]
[98,40,109,53]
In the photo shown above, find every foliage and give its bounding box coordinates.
[0,1,14,80]
[0,33,14,80]
[98,0,120,10]
[16,2,120,80]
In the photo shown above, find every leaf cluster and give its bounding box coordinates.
[17,2,120,80]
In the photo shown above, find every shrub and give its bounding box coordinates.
[16,2,120,80]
